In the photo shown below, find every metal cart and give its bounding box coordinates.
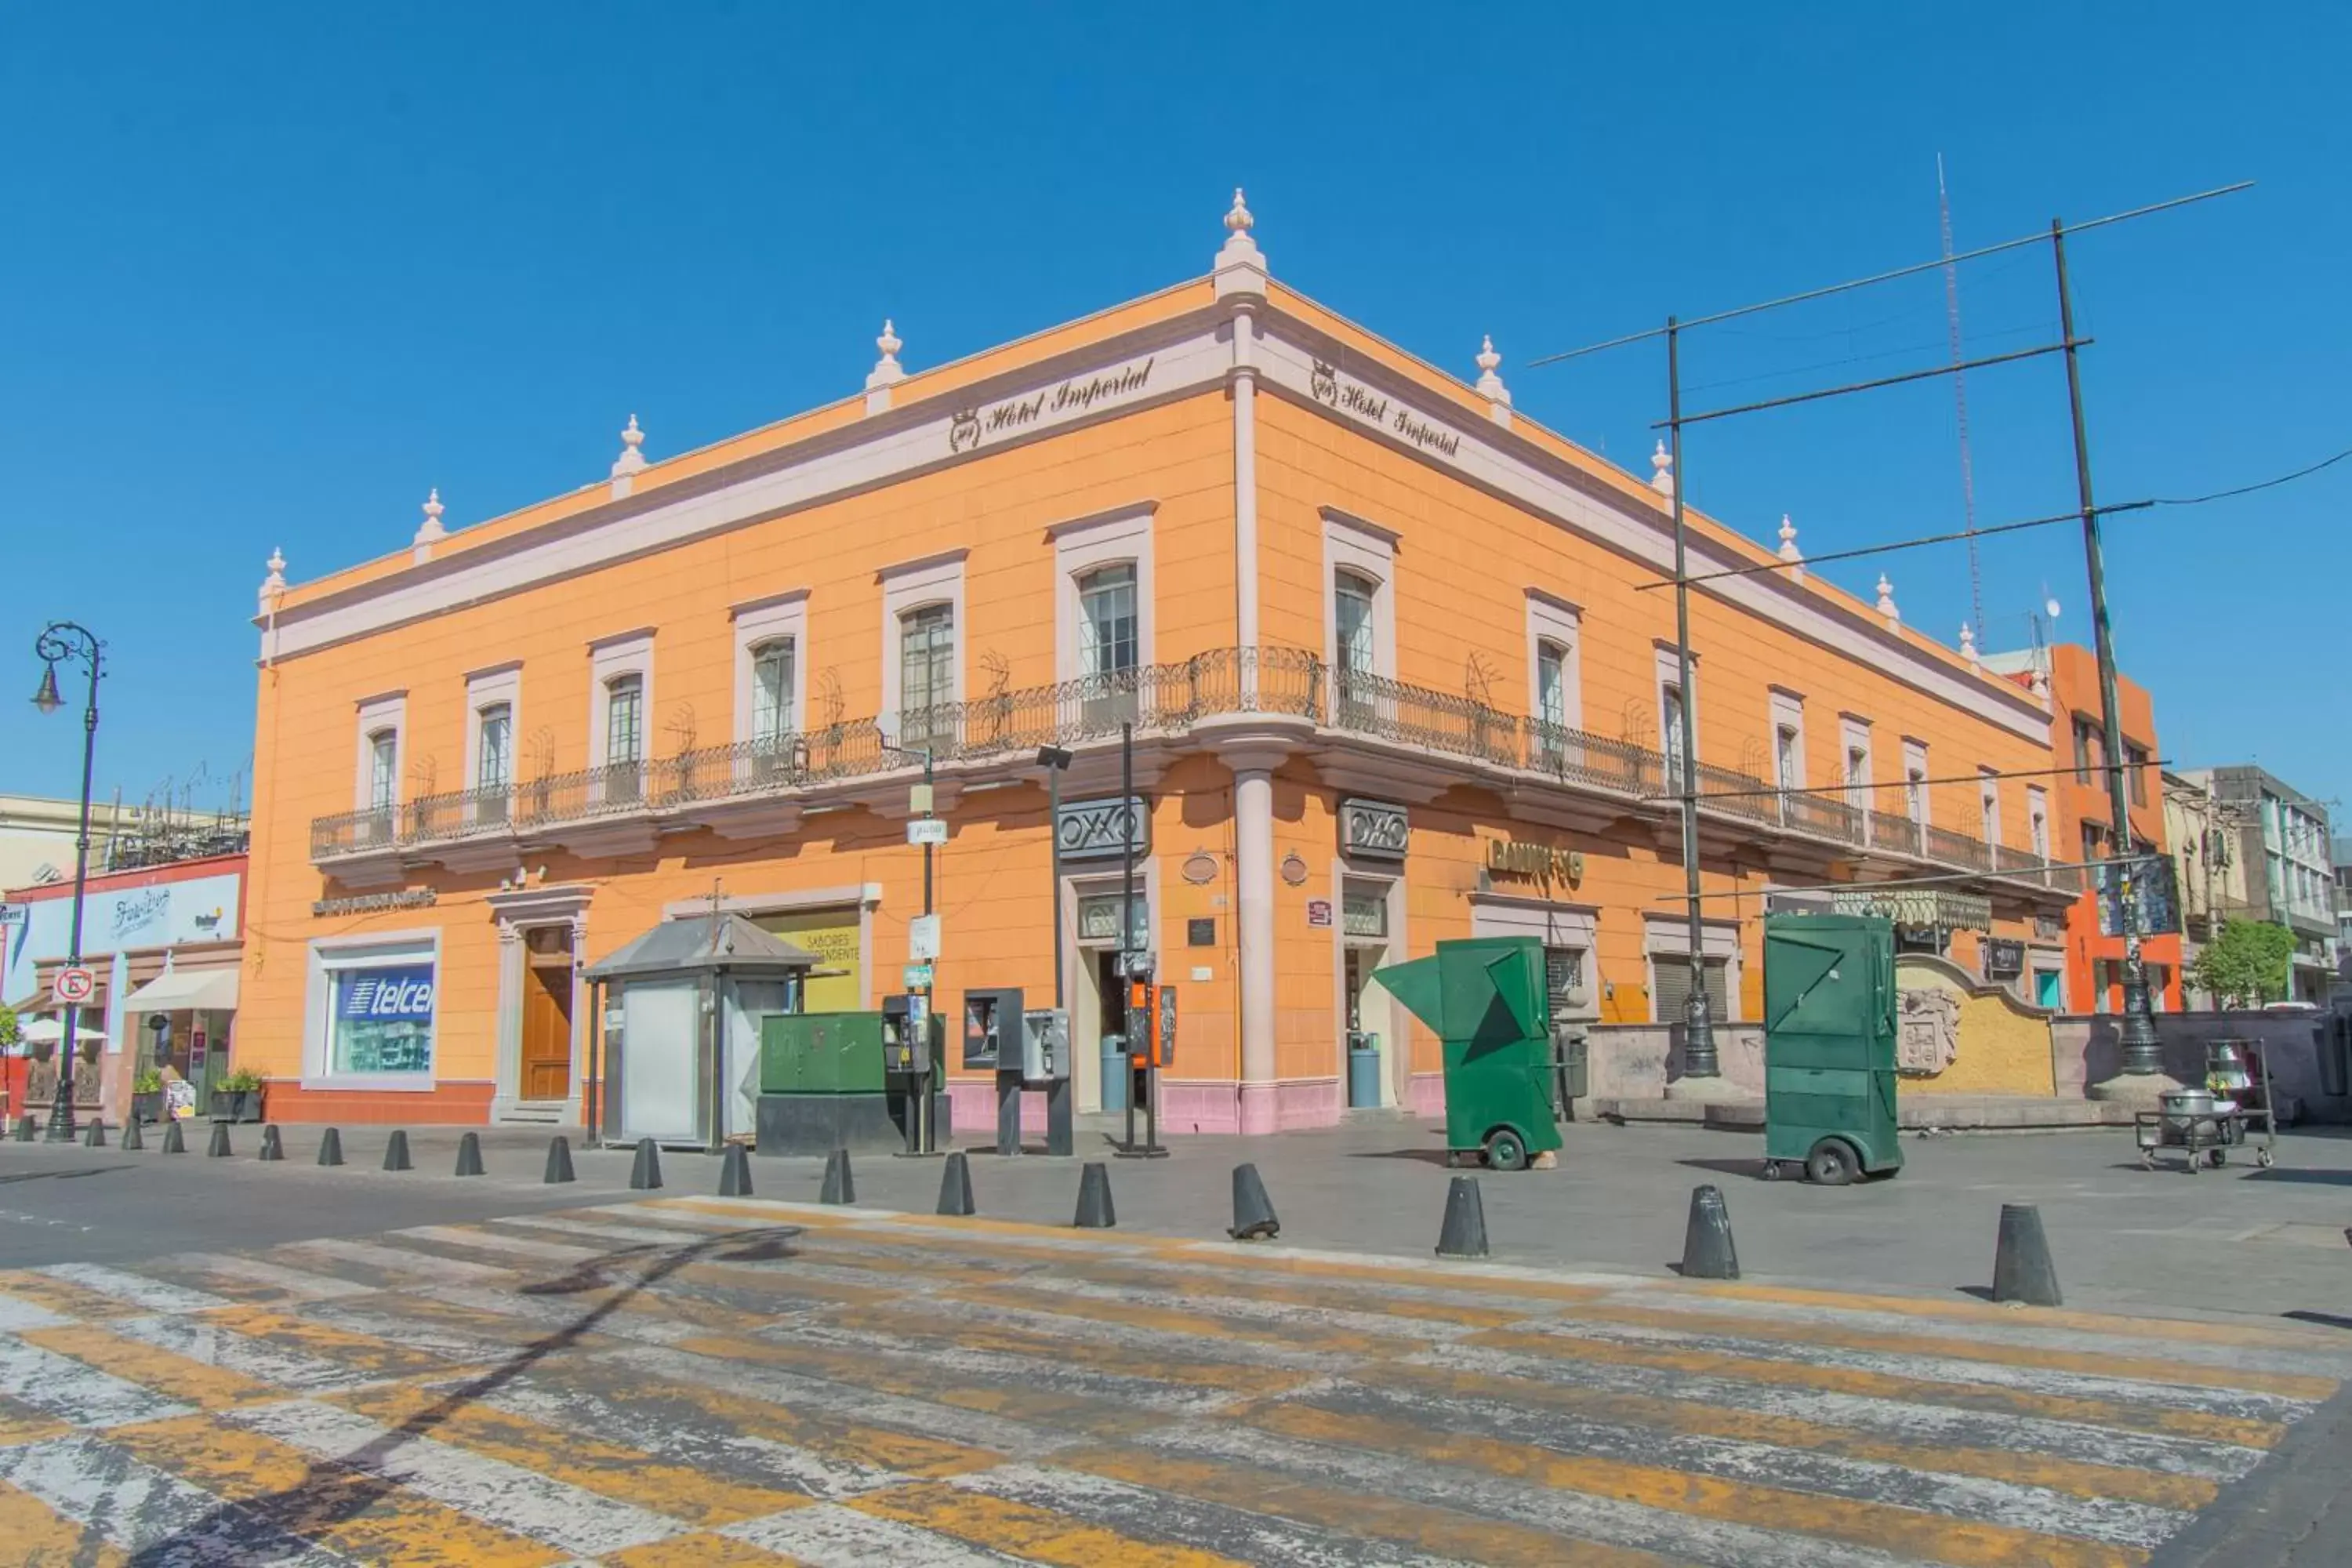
[2132,1039,2278,1172]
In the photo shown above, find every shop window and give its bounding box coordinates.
[316,946,438,1080]
[1545,946,1588,1013]
[1341,880,1388,938]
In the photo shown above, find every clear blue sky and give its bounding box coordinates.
[4,3,2345,824]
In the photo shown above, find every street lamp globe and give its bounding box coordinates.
[30,662,61,715]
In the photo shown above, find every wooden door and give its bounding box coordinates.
[521,929,575,1102]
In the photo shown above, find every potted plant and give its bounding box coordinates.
[214,1066,266,1123]
[132,1066,165,1125]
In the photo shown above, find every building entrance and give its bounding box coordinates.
[520,926,575,1102]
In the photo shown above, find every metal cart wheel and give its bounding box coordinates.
[1760,1160,1783,1181]
[1484,1127,1529,1173]
[1805,1139,1860,1187]
[2258,1148,2275,1169]
[2211,1148,2228,1168]
[2140,1151,2158,1171]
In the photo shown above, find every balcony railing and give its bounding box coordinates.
[312,644,2053,890]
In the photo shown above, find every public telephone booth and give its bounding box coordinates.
[583,914,814,1150]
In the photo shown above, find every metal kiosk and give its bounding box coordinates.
[1759,912,1904,1185]
[1373,936,1563,1171]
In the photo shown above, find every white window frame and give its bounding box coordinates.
[1839,714,1874,815]
[1979,768,2002,846]
[1320,510,1398,681]
[1053,506,1155,683]
[301,929,443,1092]
[1654,644,1698,766]
[1525,590,1582,731]
[463,663,521,798]
[354,691,407,813]
[1902,737,1930,826]
[1769,688,1806,792]
[2026,785,2052,862]
[731,590,810,746]
[586,630,655,771]
[878,551,967,725]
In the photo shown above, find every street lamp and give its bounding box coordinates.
[877,720,938,1155]
[1036,746,1073,1013]
[29,622,103,1142]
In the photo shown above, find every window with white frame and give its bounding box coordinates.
[1322,510,1397,727]
[2027,785,2052,862]
[1980,768,2002,847]
[898,603,956,751]
[603,673,644,804]
[1078,565,1138,680]
[461,663,521,826]
[1903,739,1929,826]
[368,731,399,811]
[1839,717,1873,818]
[1661,682,1688,775]
[1334,569,1379,724]
[1524,592,1581,761]
[752,641,795,745]
[1535,641,1570,728]
[476,702,512,796]
[311,938,439,1082]
[353,691,406,848]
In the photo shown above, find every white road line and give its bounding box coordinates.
[280,1236,514,1285]
[493,1214,739,1248]
[107,1313,382,1393]
[1010,1273,1471,1343]
[0,1433,338,1564]
[158,1253,385,1302]
[233,1397,684,1558]
[389,1224,606,1263]
[38,1261,233,1316]
[0,1337,191,1428]
[0,1294,67,1332]
[724,1501,1026,1566]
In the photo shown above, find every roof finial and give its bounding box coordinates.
[1472,334,1511,409]
[1875,572,1900,624]
[867,319,905,390]
[1776,513,1802,566]
[414,488,446,545]
[1959,620,1980,667]
[1224,187,1254,238]
[613,414,647,475]
[1214,186,1267,299]
[1649,439,1674,498]
[259,546,287,610]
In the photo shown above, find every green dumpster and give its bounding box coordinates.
[1374,936,1563,1171]
[1761,912,1903,1185]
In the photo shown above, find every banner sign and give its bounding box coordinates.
[1830,887,1992,931]
[2096,855,2182,938]
[336,965,436,1023]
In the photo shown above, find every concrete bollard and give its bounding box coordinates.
[629,1137,662,1191]
[1991,1203,2063,1307]
[83,1120,107,1149]
[1679,1185,1740,1280]
[120,1117,144,1152]
[543,1136,575,1184]
[719,1143,754,1198]
[206,1121,233,1158]
[258,1126,285,1163]
[161,1120,187,1154]
[317,1127,345,1167]
[1436,1176,1490,1258]
[1073,1161,1117,1229]
[936,1151,976,1216]
[454,1131,485,1178]
[13,1116,34,1142]
[1229,1163,1280,1242]
[382,1130,412,1171]
[818,1149,855,1206]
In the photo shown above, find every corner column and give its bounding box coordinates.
[1229,747,1285,1134]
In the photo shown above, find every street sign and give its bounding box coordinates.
[53,966,96,1005]
[902,962,935,991]
[907,818,949,847]
[908,913,942,960]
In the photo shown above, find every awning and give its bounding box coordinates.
[1829,887,1993,932]
[17,1017,100,1044]
[122,968,241,1013]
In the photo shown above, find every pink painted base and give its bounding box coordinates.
[942,1078,1354,1138]
[1406,1072,1446,1119]
[947,1081,1058,1136]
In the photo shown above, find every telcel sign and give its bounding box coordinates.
[338,967,436,1022]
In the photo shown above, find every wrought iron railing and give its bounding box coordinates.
[1780,789,1861,843]
[1925,822,1992,871]
[1324,667,1519,768]
[1525,718,1657,797]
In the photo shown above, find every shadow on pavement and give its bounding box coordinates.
[1347,1149,1454,1167]
[125,1223,801,1566]
[2242,1168,2352,1185]
[1674,1157,1773,1179]
[0,1165,136,1185]
[2283,1309,2352,1331]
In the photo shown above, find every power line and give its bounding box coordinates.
[2147,444,2352,507]
[1658,856,2137,902]
[1661,760,2166,805]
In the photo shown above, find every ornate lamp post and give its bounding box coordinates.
[29,622,103,1142]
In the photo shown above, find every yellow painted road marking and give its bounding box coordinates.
[851,1479,1253,1568]
[1468,1327,2285,1449]
[1384,1359,2218,1512]
[1064,1258,1531,1330]
[0,1272,140,1323]
[331,1382,812,1526]
[1250,1401,2147,1568]
[0,1475,127,1566]
[603,1530,805,1566]
[1576,1299,2336,1402]
[1065,1444,1672,1568]
[194,1304,463,1381]
[107,1411,567,1566]
[0,1395,71,1448]
[22,1324,278,1411]
[1686,1279,2352,1354]
[844,1301,1317,1396]
[946,1279,1430,1360]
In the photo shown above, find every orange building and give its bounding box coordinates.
[1980,642,2182,1013]
[236,194,2075,1133]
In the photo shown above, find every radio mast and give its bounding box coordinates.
[1938,154,1985,636]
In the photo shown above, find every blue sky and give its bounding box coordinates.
[3,3,2345,824]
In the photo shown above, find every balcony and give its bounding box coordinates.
[310,644,2067,904]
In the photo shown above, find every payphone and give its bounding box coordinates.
[1115,959,1173,1159]
[880,993,943,1154]
[962,989,1020,1071]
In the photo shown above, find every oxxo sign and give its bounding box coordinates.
[1486,837,1584,887]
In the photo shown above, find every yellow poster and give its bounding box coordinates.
[756,909,863,1012]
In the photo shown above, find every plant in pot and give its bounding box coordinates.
[215,1066,267,1123]
[132,1065,165,1125]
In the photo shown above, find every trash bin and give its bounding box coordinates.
[1761,912,1904,1186]
[1373,938,1563,1171]
[1346,1033,1382,1108]
[1099,1034,1128,1114]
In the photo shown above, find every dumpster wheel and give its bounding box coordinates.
[1484,1127,1530,1172]
[1804,1138,1860,1187]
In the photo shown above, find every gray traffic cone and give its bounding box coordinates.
[543,1135,575,1184]
[206,1121,233,1158]
[1229,1163,1280,1241]
[1679,1185,1740,1279]
[382,1130,412,1171]
[936,1151,975,1216]
[83,1120,106,1149]
[13,1116,34,1142]
[454,1131,485,1177]
[258,1125,284,1163]
[120,1117,144,1151]
[1991,1203,2062,1307]
[161,1119,186,1154]
[629,1137,662,1191]
[1436,1175,1488,1258]
[719,1143,754,1197]
[1073,1161,1117,1229]
[819,1149,855,1205]
[317,1127,344,1167]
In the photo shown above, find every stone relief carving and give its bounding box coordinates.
[1896,987,1961,1076]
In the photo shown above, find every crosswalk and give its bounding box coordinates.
[0,1192,2343,1565]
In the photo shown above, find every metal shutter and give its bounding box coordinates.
[1653,956,1730,1024]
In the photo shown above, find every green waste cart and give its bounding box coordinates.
[1374,936,1563,1171]
[1761,912,1904,1185]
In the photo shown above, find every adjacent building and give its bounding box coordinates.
[1976,643,2181,1014]
[234,195,2077,1133]
[2169,766,2336,1004]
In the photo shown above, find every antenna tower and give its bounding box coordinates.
[1937,154,1985,635]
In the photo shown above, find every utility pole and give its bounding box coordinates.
[2052,219,2165,1087]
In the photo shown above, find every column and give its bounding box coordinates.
[1234,764,1278,1134]
[1232,308,1261,699]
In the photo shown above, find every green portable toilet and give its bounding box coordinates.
[1762,912,1903,1185]
[1374,936,1563,1171]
